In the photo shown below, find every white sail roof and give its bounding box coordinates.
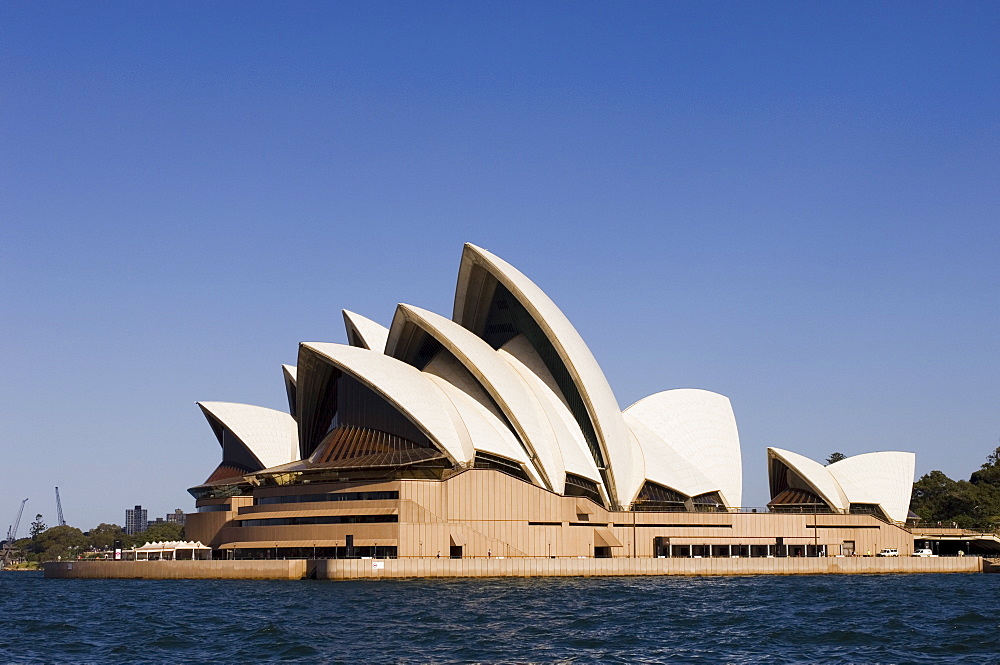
[302,342,472,464]
[767,447,849,512]
[624,389,742,507]
[499,334,604,488]
[828,452,916,523]
[342,310,390,352]
[424,371,540,484]
[768,448,915,523]
[386,303,564,491]
[624,416,718,500]
[197,401,299,469]
[453,243,639,507]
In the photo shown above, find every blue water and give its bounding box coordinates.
[2,571,998,664]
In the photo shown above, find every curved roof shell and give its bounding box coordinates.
[767,447,848,512]
[452,243,638,507]
[281,364,297,419]
[828,452,916,523]
[386,303,564,491]
[423,372,540,483]
[623,389,742,507]
[498,334,604,488]
[197,402,299,470]
[624,417,716,500]
[768,448,915,523]
[342,310,390,352]
[299,342,471,465]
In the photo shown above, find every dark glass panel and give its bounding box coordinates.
[412,335,443,370]
[472,452,531,482]
[285,381,297,421]
[255,491,399,506]
[563,473,605,507]
[231,546,397,560]
[632,480,688,512]
[296,348,342,458]
[389,323,442,371]
[769,457,790,498]
[691,491,726,512]
[240,514,398,527]
[332,375,432,448]
[220,427,263,472]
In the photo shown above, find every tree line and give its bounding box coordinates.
[7,517,185,564]
[909,445,1000,530]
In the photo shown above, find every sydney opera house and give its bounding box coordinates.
[185,243,917,560]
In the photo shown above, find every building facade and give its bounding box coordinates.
[124,505,148,536]
[165,509,187,526]
[185,244,916,560]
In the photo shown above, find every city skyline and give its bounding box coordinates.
[2,2,997,530]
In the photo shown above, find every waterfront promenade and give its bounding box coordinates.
[44,555,988,580]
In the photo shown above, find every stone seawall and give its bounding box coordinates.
[314,556,983,579]
[43,560,308,580]
[45,556,983,580]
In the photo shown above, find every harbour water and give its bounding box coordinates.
[2,571,998,664]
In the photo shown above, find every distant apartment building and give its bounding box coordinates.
[124,505,148,535]
[142,510,187,531]
[165,509,187,526]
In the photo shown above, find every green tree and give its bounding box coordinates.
[825,452,847,465]
[132,521,184,546]
[909,444,1000,530]
[29,514,46,539]
[970,445,1000,487]
[30,525,88,562]
[87,523,126,551]
[911,470,958,521]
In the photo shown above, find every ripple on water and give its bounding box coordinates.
[2,571,1000,664]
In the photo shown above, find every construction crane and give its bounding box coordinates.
[55,487,66,527]
[6,498,28,543]
[2,498,29,567]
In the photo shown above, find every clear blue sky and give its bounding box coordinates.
[2,1,997,532]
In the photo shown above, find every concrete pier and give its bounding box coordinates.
[44,556,983,580]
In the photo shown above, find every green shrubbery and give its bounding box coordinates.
[9,520,185,563]
[910,446,1000,531]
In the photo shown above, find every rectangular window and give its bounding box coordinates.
[240,515,398,527]
[255,491,399,506]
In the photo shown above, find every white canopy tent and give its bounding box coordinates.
[130,540,212,561]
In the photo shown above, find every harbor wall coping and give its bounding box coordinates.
[43,560,307,580]
[44,556,983,580]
